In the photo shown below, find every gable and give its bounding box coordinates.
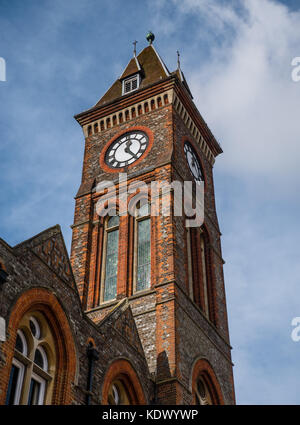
[98,299,145,357]
[119,57,141,80]
[13,225,76,290]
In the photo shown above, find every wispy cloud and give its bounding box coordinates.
[151,0,300,404]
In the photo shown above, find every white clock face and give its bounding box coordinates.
[184,142,204,183]
[105,131,149,168]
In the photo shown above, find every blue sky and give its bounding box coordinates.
[1,0,300,404]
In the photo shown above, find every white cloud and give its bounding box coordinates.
[154,0,300,191]
[193,1,300,184]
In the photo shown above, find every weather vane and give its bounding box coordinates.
[177,50,181,70]
[133,40,138,57]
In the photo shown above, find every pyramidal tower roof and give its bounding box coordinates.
[74,35,223,158]
[95,43,171,107]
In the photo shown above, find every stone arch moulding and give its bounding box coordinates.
[190,357,225,405]
[101,358,147,405]
[0,287,78,405]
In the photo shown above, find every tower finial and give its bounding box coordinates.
[133,40,138,57]
[177,50,181,70]
[146,31,155,45]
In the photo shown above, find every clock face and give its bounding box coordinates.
[105,131,149,168]
[184,142,204,183]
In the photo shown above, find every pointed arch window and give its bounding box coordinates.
[133,203,151,293]
[187,227,213,321]
[200,232,209,318]
[6,313,56,405]
[186,227,194,302]
[101,215,120,303]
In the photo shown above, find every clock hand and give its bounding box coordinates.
[124,147,139,159]
[124,140,139,159]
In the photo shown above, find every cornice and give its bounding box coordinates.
[75,75,223,166]
[74,76,175,125]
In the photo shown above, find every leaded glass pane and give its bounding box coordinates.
[6,365,19,405]
[27,378,42,405]
[34,349,44,370]
[107,216,119,228]
[137,219,151,291]
[29,319,37,337]
[137,202,150,217]
[15,334,23,353]
[104,229,119,301]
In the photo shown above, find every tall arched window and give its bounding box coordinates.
[186,227,194,302]
[6,312,56,405]
[200,232,209,318]
[187,226,213,321]
[133,203,151,293]
[101,215,120,302]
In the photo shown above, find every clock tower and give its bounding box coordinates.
[70,36,235,405]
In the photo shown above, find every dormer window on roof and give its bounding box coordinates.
[122,74,140,95]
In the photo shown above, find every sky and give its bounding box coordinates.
[0,0,300,404]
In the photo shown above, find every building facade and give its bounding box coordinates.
[0,38,235,405]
